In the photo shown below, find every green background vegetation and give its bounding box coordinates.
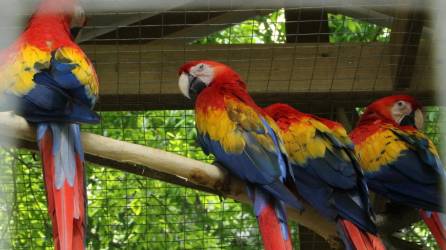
[0,9,442,249]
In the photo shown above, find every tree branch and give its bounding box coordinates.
[0,112,339,244]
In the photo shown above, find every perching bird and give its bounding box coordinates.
[178,60,302,250]
[264,103,385,250]
[0,0,99,249]
[349,95,446,250]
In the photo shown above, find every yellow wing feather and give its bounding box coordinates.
[196,98,277,154]
[0,43,98,98]
[355,125,439,172]
[55,47,99,96]
[354,126,407,172]
[0,44,51,95]
[196,103,245,154]
[279,117,337,165]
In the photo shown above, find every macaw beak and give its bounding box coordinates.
[70,4,86,41]
[400,109,424,129]
[70,27,82,40]
[178,72,207,100]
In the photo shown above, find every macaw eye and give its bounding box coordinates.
[397,101,404,107]
[198,64,205,70]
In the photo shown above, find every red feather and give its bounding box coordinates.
[258,203,293,250]
[420,210,446,250]
[39,128,86,250]
[339,220,386,250]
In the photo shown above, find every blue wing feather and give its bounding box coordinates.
[365,149,444,212]
[288,126,376,233]
[292,155,376,233]
[10,71,99,124]
[198,132,303,210]
[364,128,445,212]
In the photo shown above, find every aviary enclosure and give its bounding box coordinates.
[0,0,444,249]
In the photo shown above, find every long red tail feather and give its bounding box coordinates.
[339,219,386,250]
[257,203,293,250]
[420,210,446,250]
[39,127,86,250]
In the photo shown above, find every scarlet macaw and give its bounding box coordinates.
[264,103,385,250]
[0,0,99,249]
[349,95,445,250]
[178,60,302,250]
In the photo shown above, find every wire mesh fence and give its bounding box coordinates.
[0,106,444,249]
[0,2,442,249]
[0,110,301,250]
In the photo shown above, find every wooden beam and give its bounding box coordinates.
[78,0,199,43]
[81,11,226,45]
[82,43,420,97]
[95,91,435,113]
[78,13,160,43]
[390,10,425,90]
[285,8,330,43]
[0,112,339,244]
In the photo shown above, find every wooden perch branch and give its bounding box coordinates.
[0,112,339,245]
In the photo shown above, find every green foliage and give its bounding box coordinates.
[194,10,390,44]
[327,14,390,43]
[0,8,438,250]
[194,10,286,44]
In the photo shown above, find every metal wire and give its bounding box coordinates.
[0,4,439,249]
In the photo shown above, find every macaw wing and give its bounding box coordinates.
[0,42,51,97]
[0,38,99,123]
[196,98,302,210]
[18,71,100,123]
[390,128,445,177]
[225,98,288,181]
[286,117,358,190]
[0,40,98,105]
[356,125,444,211]
[51,45,99,107]
[284,117,374,232]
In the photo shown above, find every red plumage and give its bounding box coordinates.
[339,220,385,250]
[420,211,446,250]
[39,128,86,250]
[258,203,293,250]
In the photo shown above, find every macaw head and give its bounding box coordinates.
[178,60,245,100]
[33,0,86,39]
[360,95,424,129]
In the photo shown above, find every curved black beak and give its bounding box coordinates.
[70,27,82,40]
[400,111,416,127]
[188,74,206,100]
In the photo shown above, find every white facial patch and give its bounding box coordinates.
[178,73,190,99]
[189,63,214,85]
[391,100,412,124]
[71,4,85,28]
